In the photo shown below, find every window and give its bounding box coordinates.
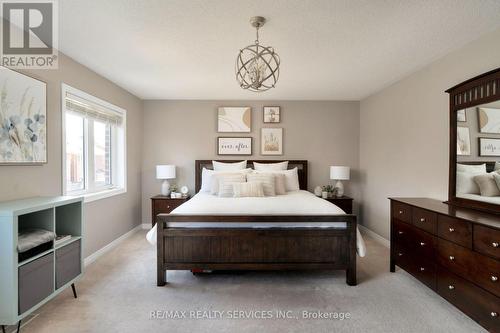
[62,84,126,201]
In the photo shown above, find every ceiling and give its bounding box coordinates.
[59,0,500,100]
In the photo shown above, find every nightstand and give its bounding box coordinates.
[324,196,353,214]
[151,195,190,226]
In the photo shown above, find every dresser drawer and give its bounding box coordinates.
[438,238,500,297]
[412,207,437,235]
[393,219,414,244]
[437,267,499,332]
[412,258,437,291]
[474,225,500,260]
[411,227,437,260]
[155,199,183,213]
[394,243,413,273]
[438,215,472,249]
[392,201,411,224]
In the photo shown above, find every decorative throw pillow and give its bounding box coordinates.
[201,168,251,192]
[256,168,300,192]
[210,173,246,195]
[456,163,486,174]
[492,173,500,192]
[247,173,276,196]
[212,160,247,171]
[495,162,500,171]
[473,173,500,197]
[233,181,265,198]
[274,174,287,195]
[253,161,288,171]
[218,181,241,197]
[456,171,481,195]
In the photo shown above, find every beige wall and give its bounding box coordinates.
[0,54,143,257]
[142,100,360,224]
[359,28,500,239]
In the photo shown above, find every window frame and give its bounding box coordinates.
[62,84,127,202]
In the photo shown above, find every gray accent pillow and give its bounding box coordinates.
[474,173,500,197]
[18,229,56,253]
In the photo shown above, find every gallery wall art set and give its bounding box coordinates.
[217,106,283,156]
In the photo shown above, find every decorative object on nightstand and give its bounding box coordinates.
[313,186,322,197]
[151,195,190,226]
[330,166,350,198]
[180,186,189,198]
[322,185,334,198]
[324,196,353,214]
[156,165,176,196]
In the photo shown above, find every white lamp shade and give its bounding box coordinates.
[330,166,350,180]
[156,165,176,179]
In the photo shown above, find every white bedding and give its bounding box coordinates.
[146,190,366,257]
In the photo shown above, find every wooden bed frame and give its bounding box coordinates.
[156,160,357,286]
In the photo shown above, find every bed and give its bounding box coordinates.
[150,160,363,286]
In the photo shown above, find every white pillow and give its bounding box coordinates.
[200,168,251,192]
[495,162,500,171]
[218,181,243,197]
[233,182,264,198]
[256,167,300,192]
[253,161,288,171]
[247,173,276,196]
[210,173,246,195]
[456,171,481,195]
[212,160,247,171]
[456,163,486,173]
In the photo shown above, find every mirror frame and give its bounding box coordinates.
[447,67,500,214]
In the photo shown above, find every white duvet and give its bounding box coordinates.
[146,190,366,257]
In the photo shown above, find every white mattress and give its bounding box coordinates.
[457,193,500,205]
[146,190,366,256]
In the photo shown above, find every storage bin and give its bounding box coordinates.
[18,253,54,314]
[55,240,81,289]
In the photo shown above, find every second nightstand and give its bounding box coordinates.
[151,195,190,226]
[323,196,353,214]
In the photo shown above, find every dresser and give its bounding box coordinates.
[390,198,499,332]
[151,195,190,226]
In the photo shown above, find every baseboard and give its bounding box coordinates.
[358,224,390,248]
[84,224,142,267]
[142,223,151,230]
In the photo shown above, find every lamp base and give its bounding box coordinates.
[334,180,344,198]
[161,180,171,196]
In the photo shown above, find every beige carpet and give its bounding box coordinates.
[13,230,485,333]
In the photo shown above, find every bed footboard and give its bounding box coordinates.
[157,215,357,286]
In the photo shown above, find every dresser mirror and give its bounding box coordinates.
[448,68,500,213]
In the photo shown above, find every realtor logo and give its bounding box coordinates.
[1,0,58,69]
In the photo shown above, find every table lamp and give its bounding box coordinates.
[156,165,176,196]
[330,166,350,198]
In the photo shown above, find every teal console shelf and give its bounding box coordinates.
[0,196,83,328]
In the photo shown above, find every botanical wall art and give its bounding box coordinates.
[478,107,500,134]
[456,127,471,156]
[0,68,47,164]
[261,128,283,155]
[217,137,252,155]
[218,107,251,132]
[479,137,500,157]
[263,106,280,123]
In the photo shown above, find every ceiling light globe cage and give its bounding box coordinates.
[235,44,280,92]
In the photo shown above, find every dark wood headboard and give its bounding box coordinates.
[195,160,308,193]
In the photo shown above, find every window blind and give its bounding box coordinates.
[65,92,124,126]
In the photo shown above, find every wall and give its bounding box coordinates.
[359,28,500,239]
[0,54,143,257]
[142,100,360,224]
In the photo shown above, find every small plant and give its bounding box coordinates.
[322,185,334,193]
[170,184,178,193]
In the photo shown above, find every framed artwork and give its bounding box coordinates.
[457,109,466,122]
[263,106,280,123]
[478,107,500,133]
[456,127,471,156]
[0,68,47,164]
[217,137,252,155]
[479,137,500,157]
[261,128,283,155]
[217,107,251,132]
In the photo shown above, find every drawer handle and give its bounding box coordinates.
[448,285,455,290]
[491,312,498,317]
[398,231,404,235]
[399,210,403,214]
[420,218,425,222]
[491,275,498,282]
[167,205,170,209]
[449,255,455,261]
[420,242,426,246]
[398,252,403,257]
[448,227,455,233]
[493,242,499,248]
[420,267,425,272]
